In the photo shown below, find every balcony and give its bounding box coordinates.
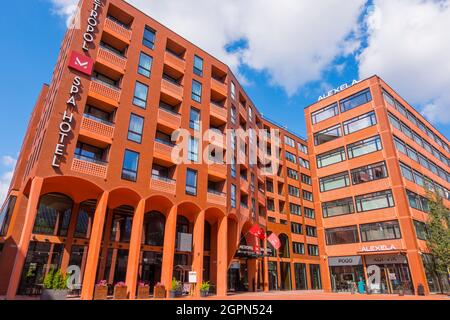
[210,103,228,123]
[153,140,175,164]
[79,114,115,144]
[89,78,121,107]
[208,163,227,180]
[161,77,183,102]
[150,174,176,195]
[103,17,132,44]
[164,51,186,73]
[97,46,127,74]
[240,205,250,218]
[211,78,227,98]
[239,103,247,120]
[71,155,108,179]
[207,190,227,206]
[240,177,249,192]
[258,191,266,204]
[158,107,181,131]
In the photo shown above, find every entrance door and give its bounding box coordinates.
[140,252,162,293]
[268,261,278,291]
[280,262,292,290]
[378,264,413,294]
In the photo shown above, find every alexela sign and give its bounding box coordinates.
[361,244,397,253]
[318,79,360,101]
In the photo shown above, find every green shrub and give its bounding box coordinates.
[43,269,68,290]
[43,269,55,289]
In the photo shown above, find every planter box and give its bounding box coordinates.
[137,286,150,299]
[94,285,108,300]
[200,290,209,298]
[40,289,69,300]
[114,286,128,300]
[154,286,166,299]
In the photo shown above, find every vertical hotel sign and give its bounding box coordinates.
[52,0,102,167]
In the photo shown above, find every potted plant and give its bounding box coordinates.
[169,278,182,298]
[137,281,150,299]
[40,269,69,300]
[94,280,108,300]
[200,281,210,298]
[154,282,166,299]
[113,281,128,300]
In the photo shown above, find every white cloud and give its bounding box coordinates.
[1,156,16,167]
[0,156,16,206]
[358,0,450,124]
[50,0,365,95]
[49,0,79,26]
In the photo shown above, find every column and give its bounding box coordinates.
[216,216,228,296]
[125,199,146,299]
[263,239,269,292]
[61,203,80,273]
[80,191,109,300]
[97,208,113,280]
[161,205,177,296]
[192,210,205,296]
[6,177,44,300]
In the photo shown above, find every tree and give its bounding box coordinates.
[425,192,450,293]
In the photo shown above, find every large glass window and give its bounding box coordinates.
[189,107,200,131]
[33,193,73,236]
[291,222,303,234]
[188,137,199,162]
[285,151,297,164]
[110,206,134,242]
[311,103,338,124]
[413,220,428,240]
[316,147,346,168]
[293,242,305,254]
[347,136,382,159]
[355,190,394,212]
[295,263,308,290]
[407,190,429,212]
[0,196,17,236]
[128,114,144,143]
[314,124,342,146]
[143,26,156,49]
[186,169,198,196]
[138,52,153,77]
[400,162,414,182]
[143,211,166,246]
[191,80,202,102]
[325,226,359,245]
[309,264,322,289]
[307,244,319,256]
[193,55,203,76]
[360,220,401,242]
[322,197,354,218]
[133,81,148,108]
[351,161,388,185]
[231,184,236,208]
[319,172,350,192]
[122,150,139,181]
[75,142,105,163]
[343,111,377,135]
[340,88,372,112]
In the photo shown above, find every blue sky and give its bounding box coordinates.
[1,0,450,203]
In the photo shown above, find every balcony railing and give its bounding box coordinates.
[161,77,183,100]
[207,190,227,206]
[98,46,127,71]
[211,77,227,96]
[164,50,186,72]
[90,78,121,103]
[158,107,181,129]
[151,174,176,195]
[80,115,115,140]
[104,17,132,42]
[71,155,108,179]
[210,103,228,122]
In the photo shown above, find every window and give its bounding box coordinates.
[351,162,388,185]
[314,124,342,146]
[290,203,301,216]
[388,113,401,130]
[291,222,303,234]
[193,55,203,76]
[343,112,377,135]
[406,146,419,163]
[360,220,401,242]
[189,107,200,131]
[191,80,202,102]
[340,88,372,112]
[143,26,156,49]
[133,82,148,108]
[355,190,394,212]
[138,52,152,77]
[394,136,407,154]
[288,185,300,198]
[347,136,382,159]
[319,172,350,192]
[407,190,429,212]
[307,244,319,256]
[75,142,105,163]
[301,174,312,185]
[186,169,198,196]
[400,162,414,182]
[231,184,236,208]
[231,82,236,100]
[306,226,317,237]
[298,143,308,154]
[188,137,199,162]
[122,150,139,182]
[302,190,313,201]
[311,103,338,124]
[285,151,297,164]
[284,136,295,147]
[322,197,354,218]
[293,242,305,254]
[231,106,237,124]
[413,220,428,240]
[317,147,346,168]
[287,168,299,180]
[383,90,395,106]
[127,114,144,143]
[0,196,17,236]
[310,264,322,289]
[300,158,310,169]
[231,158,236,178]
[304,207,315,219]
[325,226,359,245]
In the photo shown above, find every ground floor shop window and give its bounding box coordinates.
[294,263,308,290]
[280,262,292,290]
[268,261,278,291]
[421,253,450,294]
[330,265,364,292]
[103,248,129,293]
[139,251,162,293]
[309,264,322,290]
